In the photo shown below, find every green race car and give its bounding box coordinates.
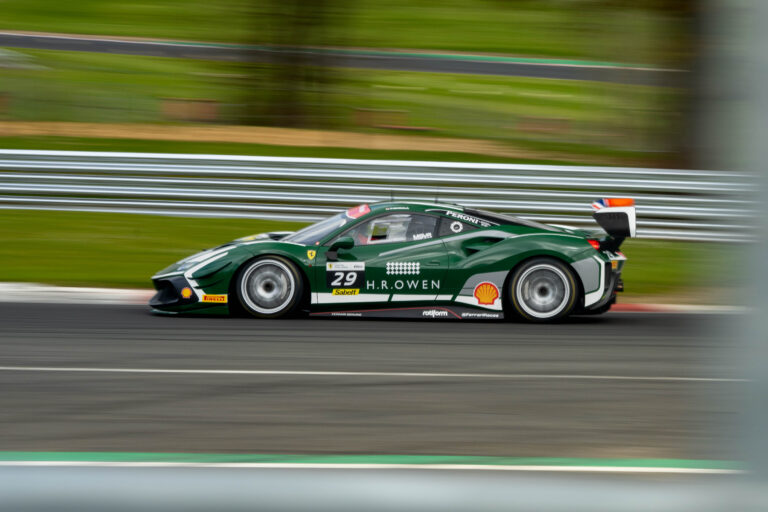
[150,199,635,322]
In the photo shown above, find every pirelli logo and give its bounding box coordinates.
[201,294,228,303]
[332,289,359,296]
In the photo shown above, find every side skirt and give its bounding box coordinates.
[310,305,505,321]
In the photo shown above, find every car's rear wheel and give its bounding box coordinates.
[508,257,578,322]
[236,256,303,318]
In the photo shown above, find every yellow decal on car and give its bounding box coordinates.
[332,289,360,296]
[202,294,228,303]
[307,250,316,260]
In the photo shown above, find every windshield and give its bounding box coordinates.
[284,212,348,245]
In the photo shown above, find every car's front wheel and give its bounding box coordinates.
[236,256,304,318]
[508,257,578,322]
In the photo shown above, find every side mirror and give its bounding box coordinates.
[329,236,354,251]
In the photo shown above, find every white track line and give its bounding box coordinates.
[0,366,746,383]
[0,461,742,474]
[0,283,152,305]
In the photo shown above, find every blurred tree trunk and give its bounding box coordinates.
[679,0,716,169]
[243,0,348,127]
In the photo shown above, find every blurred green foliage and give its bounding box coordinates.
[2,50,681,161]
[1,0,686,66]
[0,1,695,163]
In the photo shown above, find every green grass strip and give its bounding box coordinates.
[0,452,741,470]
[0,199,738,295]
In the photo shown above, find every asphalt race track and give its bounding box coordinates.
[0,303,743,460]
[0,33,682,86]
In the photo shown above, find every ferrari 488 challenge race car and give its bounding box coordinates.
[150,199,636,322]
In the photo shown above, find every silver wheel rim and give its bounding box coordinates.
[240,259,295,315]
[515,264,571,319]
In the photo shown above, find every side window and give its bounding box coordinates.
[345,214,439,246]
[438,217,477,237]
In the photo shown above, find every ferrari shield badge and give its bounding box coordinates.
[307,250,316,260]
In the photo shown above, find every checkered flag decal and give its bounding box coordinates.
[386,262,420,275]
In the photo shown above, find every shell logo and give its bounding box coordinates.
[473,282,499,306]
[181,287,193,299]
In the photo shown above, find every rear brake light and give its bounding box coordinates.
[588,240,601,250]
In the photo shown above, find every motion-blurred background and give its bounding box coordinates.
[1,0,691,158]
[0,1,743,303]
[3,3,768,510]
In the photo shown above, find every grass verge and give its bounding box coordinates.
[0,210,305,288]
[0,135,590,165]
[1,1,678,65]
[0,209,736,301]
[0,49,680,164]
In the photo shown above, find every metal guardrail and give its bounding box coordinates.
[0,466,750,512]
[0,149,753,241]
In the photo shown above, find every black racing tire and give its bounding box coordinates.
[508,257,579,323]
[236,256,304,319]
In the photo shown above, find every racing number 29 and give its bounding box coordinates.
[330,271,357,287]
[325,262,365,288]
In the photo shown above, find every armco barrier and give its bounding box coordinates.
[0,149,753,241]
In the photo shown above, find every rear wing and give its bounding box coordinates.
[591,198,636,251]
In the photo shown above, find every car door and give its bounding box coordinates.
[313,213,450,306]
[433,217,509,312]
